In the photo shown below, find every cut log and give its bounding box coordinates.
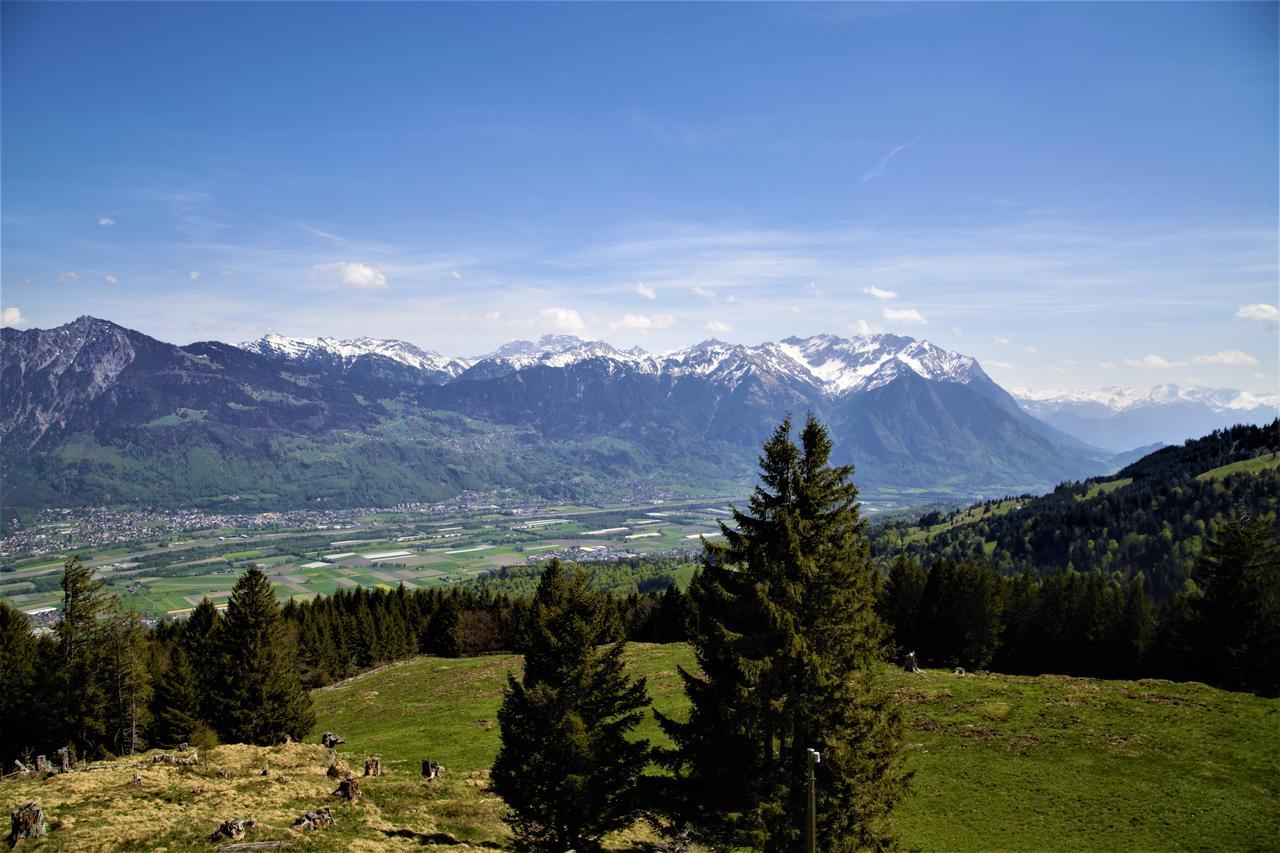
[331,776,360,801]
[320,732,345,749]
[153,754,174,765]
[363,757,381,778]
[291,808,334,831]
[421,760,444,780]
[7,802,46,847]
[210,818,256,842]
[10,762,28,777]
[54,748,70,774]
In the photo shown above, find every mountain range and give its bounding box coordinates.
[4,316,1260,521]
[1013,385,1278,452]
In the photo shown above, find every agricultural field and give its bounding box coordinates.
[0,500,738,619]
[5,644,1275,850]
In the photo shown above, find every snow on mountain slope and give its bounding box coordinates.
[242,333,470,376]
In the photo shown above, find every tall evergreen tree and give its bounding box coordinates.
[182,597,223,726]
[490,560,651,851]
[151,648,202,748]
[1193,513,1280,695]
[0,600,38,766]
[105,608,152,755]
[660,415,908,850]
[218,567,315,744]
[56,555,113,758]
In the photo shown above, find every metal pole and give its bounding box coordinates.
[806,748,820,853]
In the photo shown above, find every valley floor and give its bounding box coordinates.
[3,644,1277,850]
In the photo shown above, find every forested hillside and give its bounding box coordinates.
[874,421,1279,599]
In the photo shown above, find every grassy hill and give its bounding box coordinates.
[5,644,1276,850]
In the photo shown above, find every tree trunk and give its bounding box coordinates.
[363,757,381,777]
[331,776,360,801]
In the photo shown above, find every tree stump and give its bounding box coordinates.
[320,732,345,749]
[363,757,381,778]
[7,802,45,847]
[291,808,334,831]
[421,760,444,780]
[210,818,256,842]
[132,772,142,786]
[54,748,70,774]
[331,776,360,801]
[32,756,50,774]
[10,762,28,777]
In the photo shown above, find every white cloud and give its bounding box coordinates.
[988,360,1014,369]
[692,285,716,299]
[951,326,962,337]
[452,270,464,281]
[57,270,80,283]
[1,307,27,327]
[104,273,119,284]
[851,319,883,335]
[1023,346,1039,354]
[724,294,737,304]
[633,281,657,300]
[189,271,201,281]
[313,261,388,290]
[882,306,927,325]
[613,312,674,331]
[1124,354,1182,369]
[539,307,585,331]
[1098,360,1116,369]
[992,336,1011,346]
[1048,365,1066,374]
[863,285,897,301]
[704,319,731,334]
[1236,303,1279,328]
[1253,372,1266,380]
[98,216,115,226]
[1063,359,1079,366]
[1189,350,1259,366]
[483,311,504,323]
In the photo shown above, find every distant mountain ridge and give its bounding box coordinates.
[3,317,1131,519]
[1014,384,1279,451]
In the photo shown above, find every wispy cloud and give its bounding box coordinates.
[57,270,80,283]
[883,306,927,325]
[298,224,348,246]
[98,216,115,226]
[863,285,897,301]
[1190,350,1258,366]
[859,139,918,185]
[189,271,201,281]
[1,307,27,326]
[1124,354,1181,369]
[1236,303,1279,328]
[633,281,656,300]
[704,319,731,334]
[104,273,119,285]
[992,336,1010,346]
[988,360,1014,369]
[692,285,716,299]
[851,319,883,335]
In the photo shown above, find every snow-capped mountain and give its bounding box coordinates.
[242,333,470,378]
[460,332,988,396]
[1014,384,1279,451]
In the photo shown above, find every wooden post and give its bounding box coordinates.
[806,748,820,853]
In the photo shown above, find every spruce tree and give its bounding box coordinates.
[218,567,315,744]
[56,555,114,758]
[105,608,152,755]
[151,649,202,748]
[490,560,651,851]
[660,415,908,850]
[0,600,37,766]
[182,597,223,727]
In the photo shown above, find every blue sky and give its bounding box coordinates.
[2,1,1276,392]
